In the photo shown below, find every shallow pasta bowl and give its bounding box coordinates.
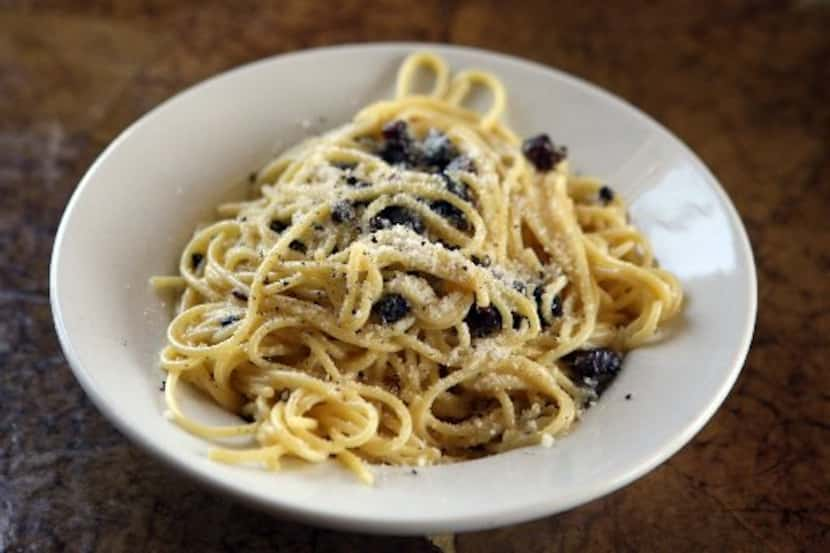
[50,43,756,535]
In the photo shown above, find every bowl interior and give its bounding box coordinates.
[51,43,756,535]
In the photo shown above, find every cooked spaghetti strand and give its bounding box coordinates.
[153,51,683,483]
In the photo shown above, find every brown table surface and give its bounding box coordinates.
[2,1,828,551]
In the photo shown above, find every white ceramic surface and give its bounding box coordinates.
[50,43,757,535]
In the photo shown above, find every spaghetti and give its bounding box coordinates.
[152,52,683,484]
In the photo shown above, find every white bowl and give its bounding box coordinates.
[50,43,756,535]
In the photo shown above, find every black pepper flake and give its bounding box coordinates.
[370,206,424,234]
[471,255,491,267]
[521,134,567,172]
[430,200,469,231]
[372,293,410,324]
[345,175,370,188]
[220,315,241,326]
[599,185,615,204]
[232,290,248,302]
[465,305,503,338]
[378,120,415,166]
[269,219,288,233]
[248,172,257,183]
[512,280,526,293]
[160,380,166,391]
[625,393,632,400]
[411,469,418,475]
[421,129,458,170]
[289,240,307,253]
[441,173,471,201]
[565,348,624,394]
[313,223,324,231]
[191,253,204,269]
[382,119,409,142]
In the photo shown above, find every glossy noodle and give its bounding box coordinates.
[152,52,683,484]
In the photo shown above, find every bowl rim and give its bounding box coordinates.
[50,41,757,535]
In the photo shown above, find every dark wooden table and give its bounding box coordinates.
[2,1,828,551]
